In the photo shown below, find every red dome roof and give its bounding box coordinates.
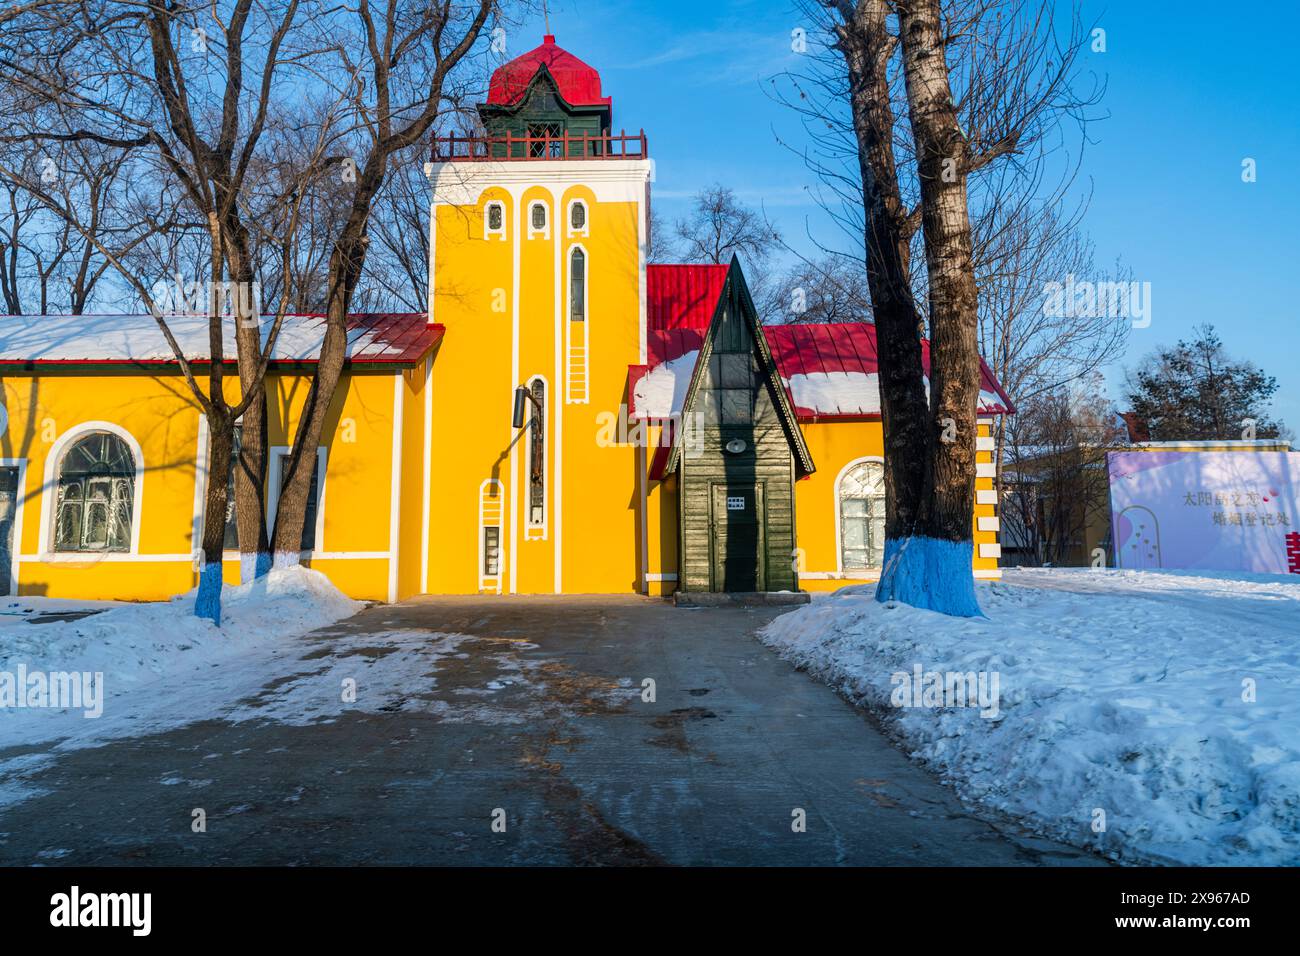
[486,35,610,109]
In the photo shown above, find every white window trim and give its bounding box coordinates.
[266,444,327,555]
[565,242,591,405]
[484,199,506,241]
[566,198,589,238]
[524,374,549,540]
[527,200,550,240]
[478,478,504,593]
[38,421,144,559]
[567,241,589,322]
[0,458,28,594]
[833,455,885,576]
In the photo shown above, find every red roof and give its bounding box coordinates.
[647,263,729,331]
[487,35,611,109]
[629,265,1015,420]
[342,313,444,366]
[766,323,1015,417]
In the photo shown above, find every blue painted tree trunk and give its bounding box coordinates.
[194,562,223,625]
[875,536,983,618]
[242,551,273,580]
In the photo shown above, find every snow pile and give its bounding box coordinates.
[760,568,1300,865]
[0,567,360,742]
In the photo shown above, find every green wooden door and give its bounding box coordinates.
[709,482,765,592]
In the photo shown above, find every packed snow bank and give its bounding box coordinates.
[760,568,1300,866]
[0,567,360,743]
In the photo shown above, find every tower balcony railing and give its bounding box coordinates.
[430,129,648,162]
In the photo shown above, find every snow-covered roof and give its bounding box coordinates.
[626,320,1015,422]
[0,313,441,368]
[765,323,1014,419]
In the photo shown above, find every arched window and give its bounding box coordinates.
[570,200,586,232]
[485,201,504,236]
[530,202,547,231]
[527,378,546,528]
[569,247,586,321]
[54,431,136,552]
[839,460,885,570]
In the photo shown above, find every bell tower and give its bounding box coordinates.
[423,34,652,596]
[477,35,613,157]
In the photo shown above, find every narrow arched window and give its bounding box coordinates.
[54,432,136,552]
[839,460,885,570]
[485,201,504,233]
[570,201,586,232]
[569,247,586,321]
[531,203,547,231]
[527,378,545,528]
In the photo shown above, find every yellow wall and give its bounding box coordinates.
[425,171,646,594]
[0,361,1006,603]
[0,367,414,603]
[792,417,1001,593]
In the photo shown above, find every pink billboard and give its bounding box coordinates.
[1108,451,1300,574]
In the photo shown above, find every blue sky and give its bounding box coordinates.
[511,1,1299,427]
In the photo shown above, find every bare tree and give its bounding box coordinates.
[0,141,169,314]
[820,0,935,611]
[1,0,336,622]
[671,184,783,266]
[778,0,1100,614]
[762,253,871,325]
[1000,375,1124,566]
[359,148,436,312]
[267,0,496,565]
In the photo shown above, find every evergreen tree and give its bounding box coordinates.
[1127,325,1287,441]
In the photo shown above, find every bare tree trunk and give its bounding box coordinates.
[885,0,983,615]
[225,220,272,578]
[270,228,360,564]
[194,210,235,621]
[835,0,932,555]
[270,0,493,562]
[197,404,234,623]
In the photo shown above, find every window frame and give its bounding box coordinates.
[568,244,587,322]
[527,200,550,240]
[483,200,506,240]
[526,121,564,158]
[266,445,327,555]
[835,457,887,573]
[41,422,143,558]
[524,375,548,538]
[566,198,589,237]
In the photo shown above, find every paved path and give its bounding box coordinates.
[0,596,1100,865]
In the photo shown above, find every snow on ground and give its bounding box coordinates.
[0,570,635,811]
[1,567,358,712]
[760,567,1300,866]
[0,569,362,787]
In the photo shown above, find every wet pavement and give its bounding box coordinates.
[0,595,1102,865]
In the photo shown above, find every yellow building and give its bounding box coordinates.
[0,313,437,602]
[0,34,1009,603]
